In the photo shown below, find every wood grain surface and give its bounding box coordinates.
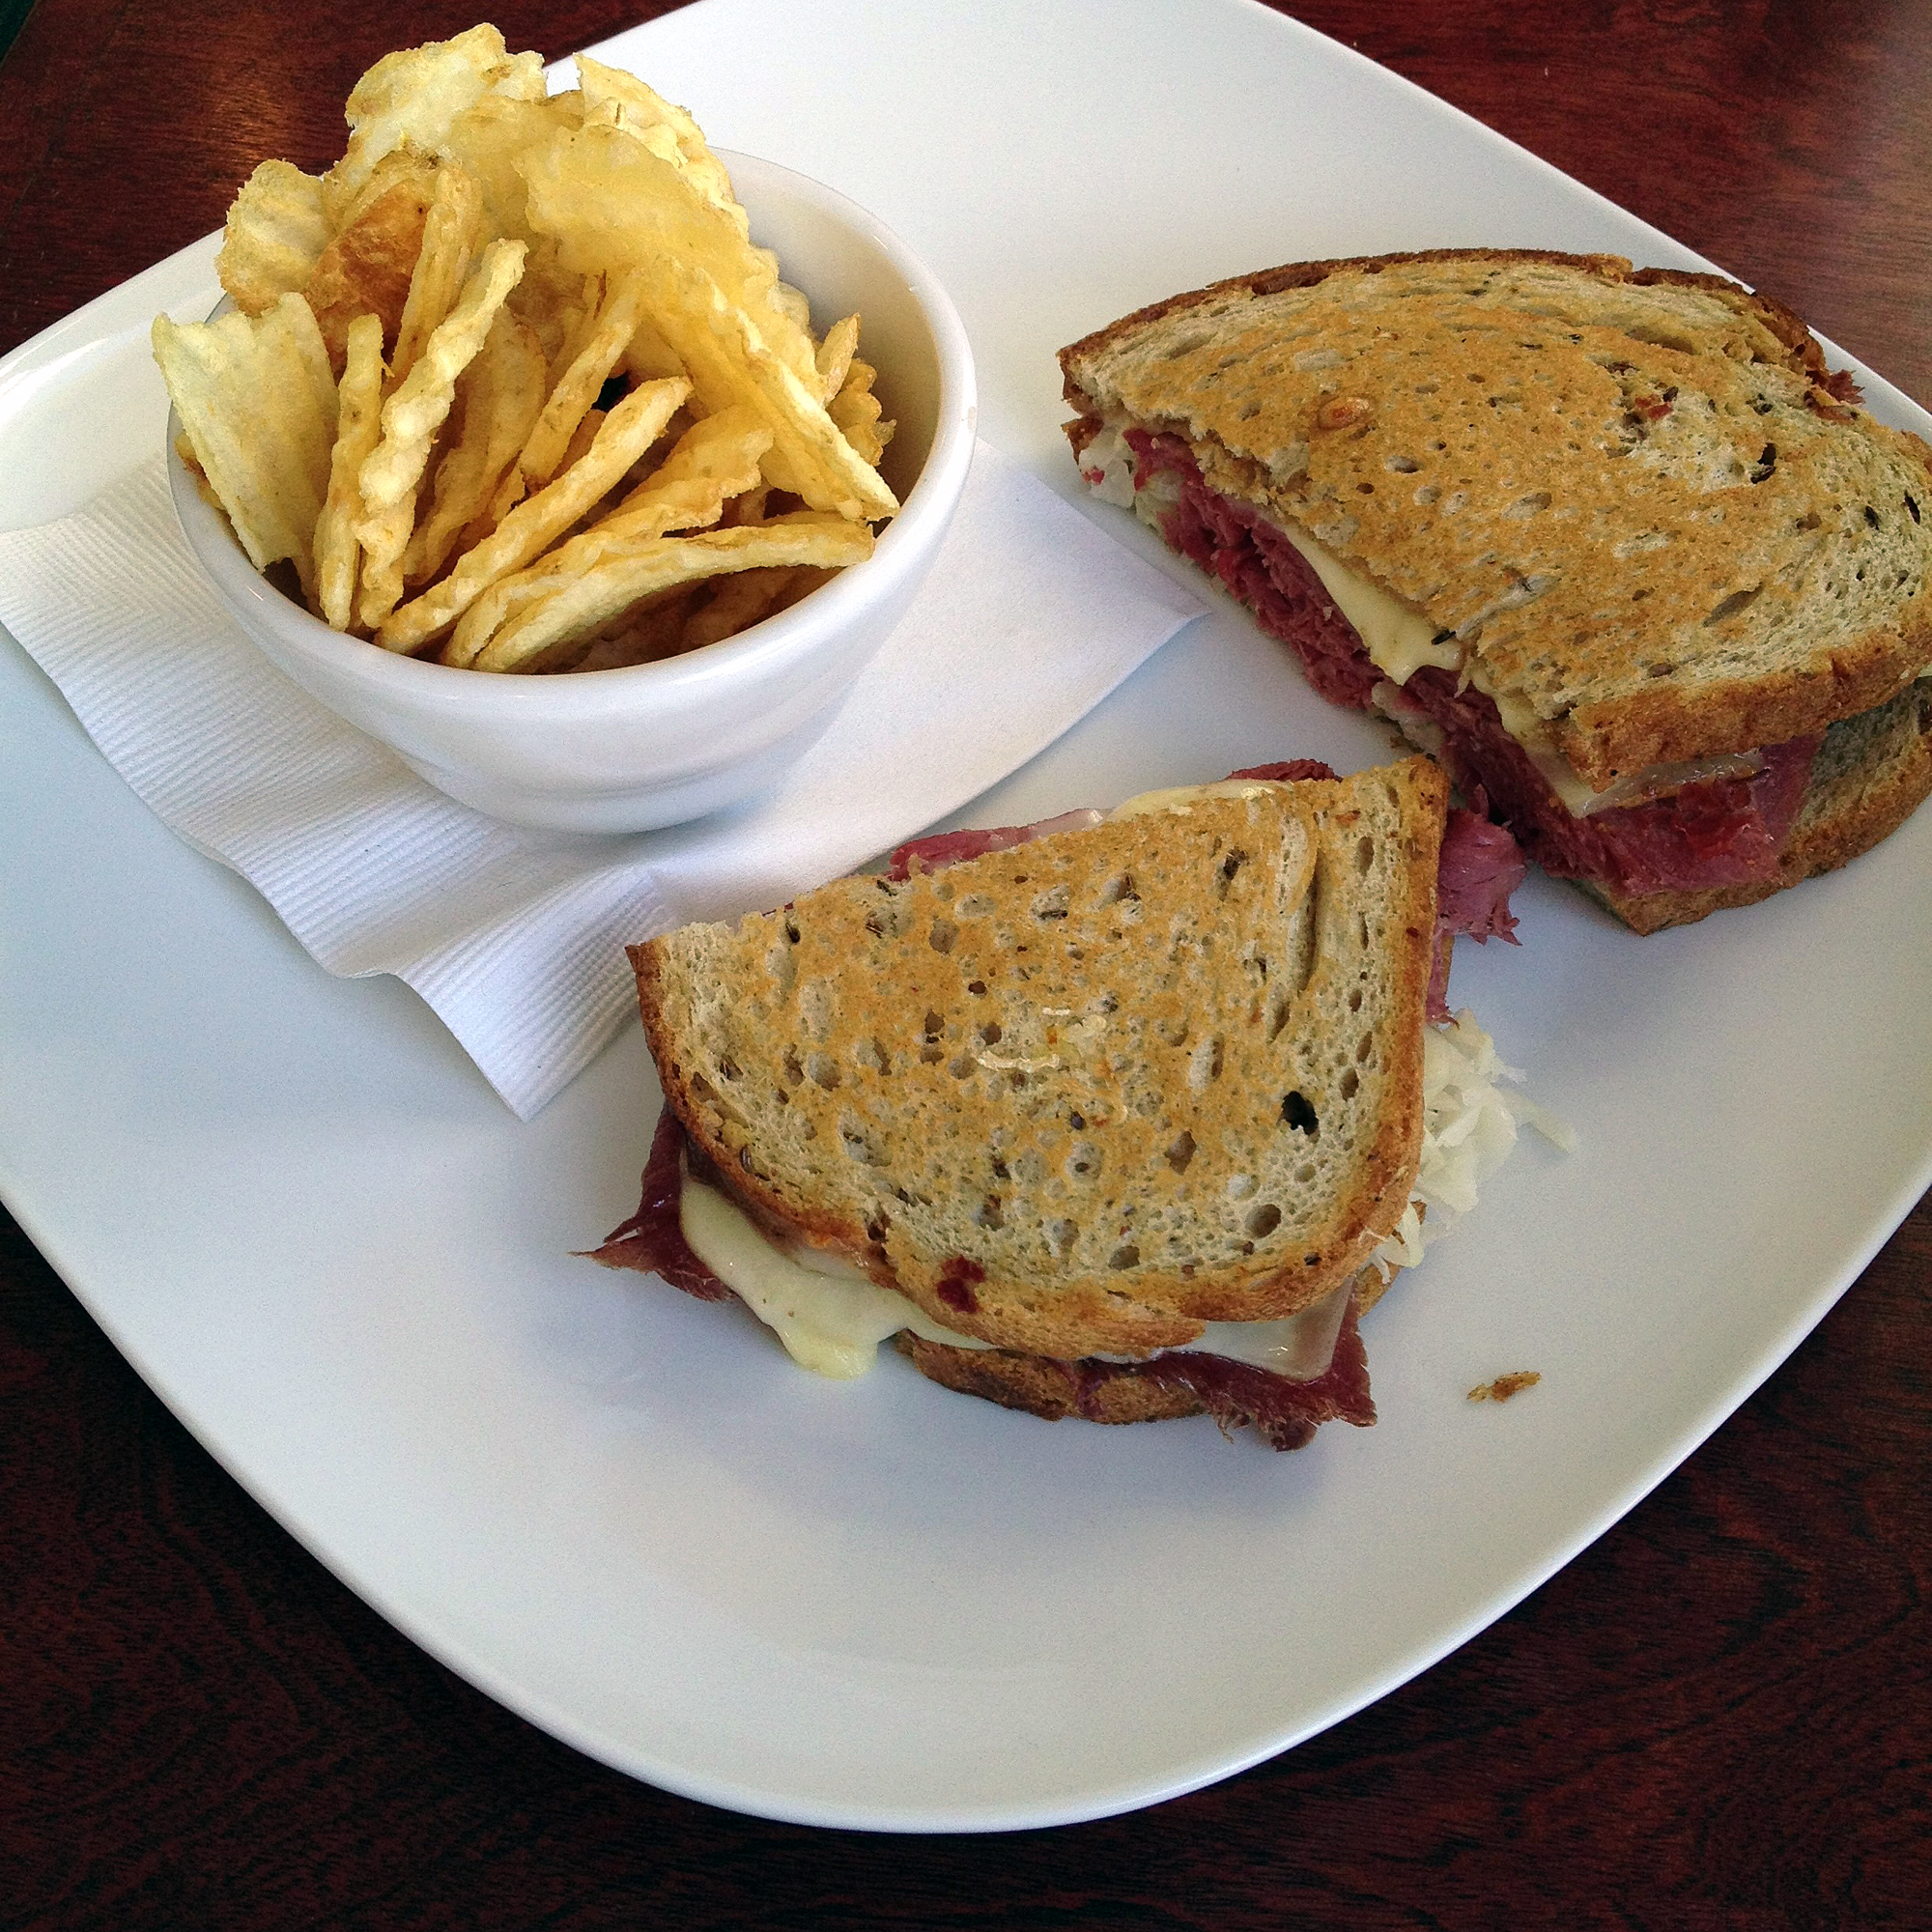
[2,2,1927,1924]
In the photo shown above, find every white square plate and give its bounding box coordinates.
[2,0,1927,1831]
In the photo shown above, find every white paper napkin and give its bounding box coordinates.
[0,440,1200,1118]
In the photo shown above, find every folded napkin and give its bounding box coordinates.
[0,441,1200,1117]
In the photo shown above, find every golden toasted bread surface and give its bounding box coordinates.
[634,761,1447,1360]
[1061,250,1932,786]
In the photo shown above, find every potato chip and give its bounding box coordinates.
[164,27,900,678]
[378,375,691,654]
[768,277,812,336]
[487,269,652,523]
[440,91,583,246]
[622,311,688,385]
[451,516,876,672]
[313,312,386,630]
[305,156,438,366]
[331,24,546,208]
[571,590,699,670]
[153,293,337,602]
[574,56,741,227]
[635,248,898,521]
[354,238,526,629]
[403,308,548,586]
[426,406,769,664]
[389,163,486,385]
[540,273,604,384]
[503,240,597,369]
[724,482,772,526]
[217,160,329,317]
[520,123,817,390]
[601,405,771,538]
[356,237,527,536]
[829,355,895,469]
[678,565,810,651]
[813,313,860,405]
[545,410,607,499]
[174,431,219,507]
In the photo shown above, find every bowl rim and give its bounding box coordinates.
[168,148,977,719]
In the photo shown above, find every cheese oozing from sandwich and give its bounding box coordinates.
[1082,422,1769,818]
[1081,423,1458,689]
[676,1011,1555,1381]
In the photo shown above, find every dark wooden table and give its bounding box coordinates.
[3,2,1927,1923]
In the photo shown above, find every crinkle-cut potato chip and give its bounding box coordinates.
[635,247,898,522]
[314,313,387,631]
[813,313,860,405]
[355,236,526,629]
[357,236,526,524]
[830,355,895,469]
[217,160,329,317]
[450,515,876,673]
[602,405,772,538]
[521,123,818,391]
[389,162,486,385]
[154,293,337,603]
[331,22,545,207]
[427,405,771,663]
[488,269,654,523]
[305,160,438,366]
[404,308,549,587]
[378,376,691,654]
[574,56,742,227]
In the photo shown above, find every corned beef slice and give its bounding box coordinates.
[1436,804,1526,945]
[1122,427,1820,896]
[587,1106,734,1301]
[1428,803,1525,1017]
[885,808,1104,880]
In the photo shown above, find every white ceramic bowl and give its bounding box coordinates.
[168,153,976,833]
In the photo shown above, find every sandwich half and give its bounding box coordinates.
[589,757,1544,1450]
[1060,250,1932,932]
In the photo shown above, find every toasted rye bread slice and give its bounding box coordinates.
[1583,676,1932,931]
[1060,249,1932,789]
[633,759,1448,1361]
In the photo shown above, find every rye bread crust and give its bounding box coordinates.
[632,762,1447,1361]
[1060,249,1932,788]
[895,1334,1206,1426]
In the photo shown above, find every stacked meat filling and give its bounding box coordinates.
[1121,427,1820,899]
